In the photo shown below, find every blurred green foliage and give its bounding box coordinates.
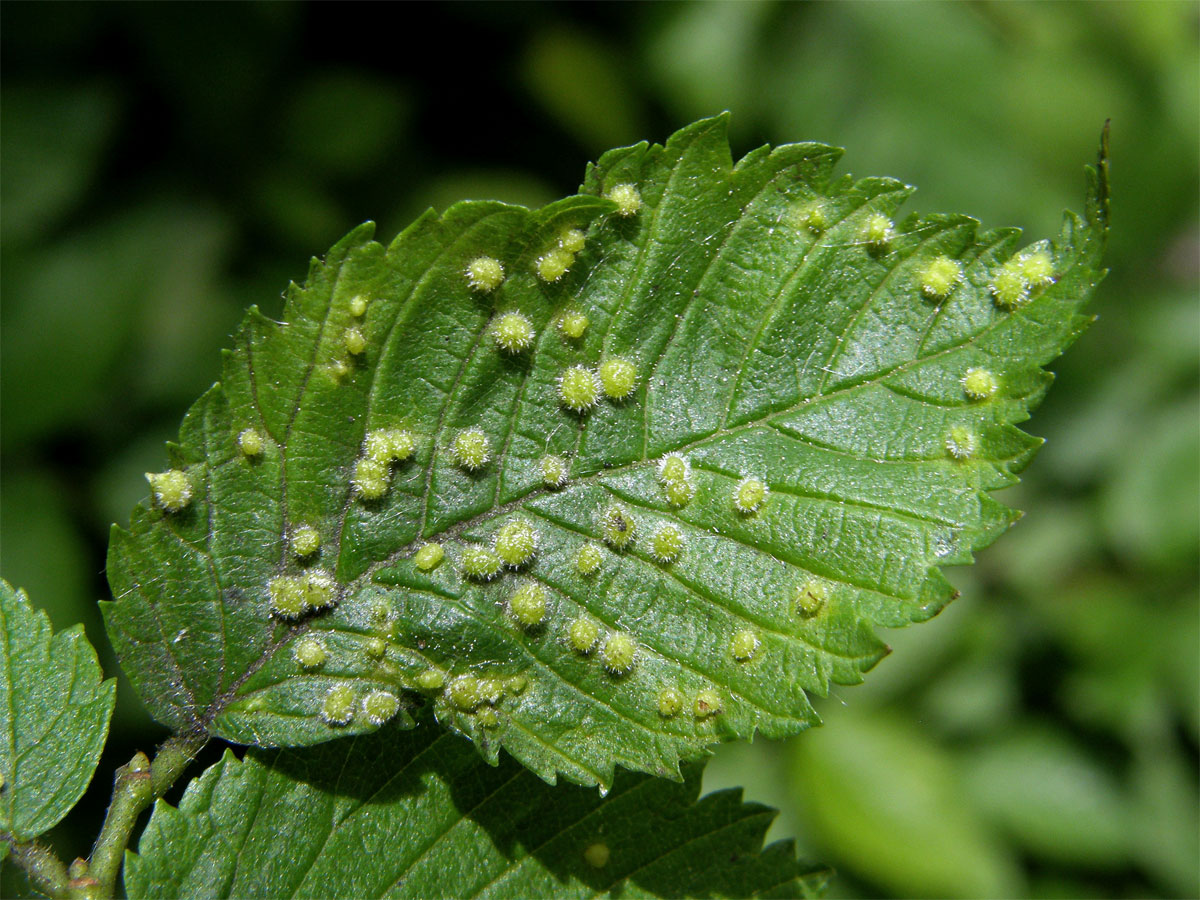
[2,3,1196,898]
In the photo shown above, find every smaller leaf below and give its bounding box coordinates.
[0,579,116,841]
[125,713,828,899]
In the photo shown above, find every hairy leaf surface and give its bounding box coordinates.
[102,116,1109,787]
[124,713,827,899]
[0,580,116,841]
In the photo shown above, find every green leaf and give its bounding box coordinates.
[124,714,828,899]
[102,115,1108,787]
[0,579,116,841]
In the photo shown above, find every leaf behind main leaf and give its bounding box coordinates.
[0,580,116,841]
[102,115,1108,788]
[124,712,829,899]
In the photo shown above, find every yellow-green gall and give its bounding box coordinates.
[365,428,415,463]
[795,200,829,234]
[509,582,547,628]
[599,357,638,400]
[663,477,696,509]
[559,228,586,253]
[920,256,963,301]
[1017,249,1055,286]
[657,453,690,484]
[505,674,528,695]
[731,629,760,662]
[362,690,400,726]
[461,544,503,581]
[365,636,387,660]
[539,454,569,489]
[601,503,636,550]
[601,631,637,675]
[493,311,536,353]
[414,543,445,572]
[451,427,491,471]
[536,247,574,283]
[416,667,446,692]
[606,183,642,217]
[495,518,537,567]
[290,525,321,558]
[990,261,1030,308]
[327,358,352,381]
[481,676,508,705]
[343,326,367,356]
[304,570,339,610]
[575,542,603,576]
[466,255,505,293]
[650,523,685,564]
[946,425,976,460]
[352,456,390,500]
[795,578,829,617]
[733,476,768,515]
[861,212,896,249]
[146,470,193,513]
[694,688,723,719]
[477,706,499,728]
[320,684,356,726]
[269,576,308,619]
[657,686,684,718]
[558,309,589,340]
[584,842,610,869]
[558,365,600,413]
[237,428,264,458]
[292,635,327,670]
[961,367,1000,401]
[348,294,368,317]
[568,617,599,654]
[449,674,482,711]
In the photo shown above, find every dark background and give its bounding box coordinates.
[2,3,1197,897]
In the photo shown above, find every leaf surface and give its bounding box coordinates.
[102,116,1108,787]
[0,580,116,840]
[124,713,827,900]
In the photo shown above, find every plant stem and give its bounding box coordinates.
[86,729,208,899]
[7,839,70,899]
